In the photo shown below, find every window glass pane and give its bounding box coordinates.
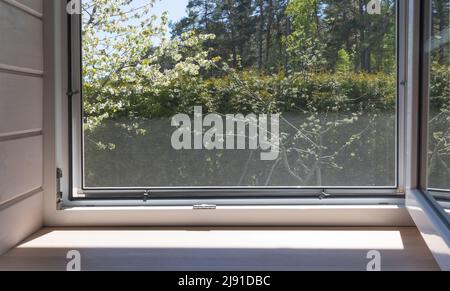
[81,0,397,188]
[427,0,450,213]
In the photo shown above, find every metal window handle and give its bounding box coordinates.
[193,204,217,210]
[66,90,80,97]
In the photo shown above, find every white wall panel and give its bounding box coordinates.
[0,72,43,134]
[0,0,45,256]
[0,1,43,71]
[0,136,43,205]
[16,0,43,13]
[0,193,43,254]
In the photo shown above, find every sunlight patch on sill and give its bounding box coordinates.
[17,229,405,250]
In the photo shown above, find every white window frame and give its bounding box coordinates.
[405,0,450,270]
[42,1,449,269]
[65,0,405,204]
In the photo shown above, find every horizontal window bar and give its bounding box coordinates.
[78,188,401,201]
[63,196,406,208]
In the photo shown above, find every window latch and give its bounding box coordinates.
[318,190,331,200]
[396,187,406,195]
[56,168,63,208]
[193,204,217,210]
[66,90,80,97]
[143,190,150,202]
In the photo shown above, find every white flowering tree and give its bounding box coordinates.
[82,0,217,131]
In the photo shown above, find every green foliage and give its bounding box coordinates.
[79,0,448,187]
[83,68,400,187]
[336,49,351,74]
[87,69,397,120]
[284,0,324,72]
[428,63,450,188]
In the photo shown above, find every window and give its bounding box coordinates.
[423,0,450,217]
[69,0,400,198]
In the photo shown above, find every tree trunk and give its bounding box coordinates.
[204,0,209,30]
[436,0,449,64]
[314,0,320,38]
[358,0,371,72]
[285,15,291,73]
[362,48,372,73]
[265,0,273,69]
[225,0,238,68]
[258,0,265,70]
